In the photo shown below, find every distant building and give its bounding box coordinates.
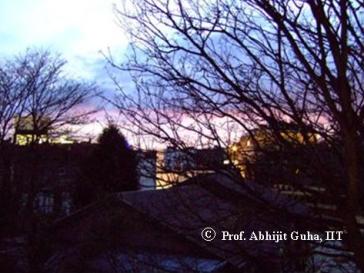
[155,147,226,189]
[6,142,227,222]
[13,143,93,218]
[14,116,50,145]
[137,150,157,190]
[136,147,226,190]
[227,125,320,177]
[14,116,75,145]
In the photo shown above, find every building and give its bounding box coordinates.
[137,150,157,190]
[155,147,226,188]
[137,147,227,190]
[6,142,227,221]
[12,143,93,218]
[14,116,74,145]
[1,174,358,272]
[228,125,319,177]
[46,173,297,273]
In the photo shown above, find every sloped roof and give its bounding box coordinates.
[51,172,310,271]
[88,252,226,273]
[118,173,309,270]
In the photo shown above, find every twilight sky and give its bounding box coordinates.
[0,0,128,81]
[0,0,236,147]
[0,0,136,140]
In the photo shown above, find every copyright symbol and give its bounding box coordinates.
[201,227,216,241]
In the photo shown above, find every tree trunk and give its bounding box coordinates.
[343,132,364,272]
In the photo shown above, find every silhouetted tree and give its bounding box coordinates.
[0,48,97,273]
[96,124,139,191]
[108,0,364,271]
[76,125,139,206]
[0,55,31,234]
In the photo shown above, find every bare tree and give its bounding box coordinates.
[12,49,97,143]
[0,62,28,144]
[0,52,30,236]
[108,0,364,271]
[0,49,98,273]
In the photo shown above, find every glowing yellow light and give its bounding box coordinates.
[231,145,238,152]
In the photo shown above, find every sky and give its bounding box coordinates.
[0,0,135,140]
[0,0,128,81]
[0,0,240,147]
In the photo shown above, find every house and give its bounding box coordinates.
[226,126,361,223]
[14,116,74,145]
[2,173,358,272]
[228,125,320,177]
[155,147,226,188]
[44,173,317,273]
[137,150,157,190]
[12,143,93,218]
[8,145,157,218]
